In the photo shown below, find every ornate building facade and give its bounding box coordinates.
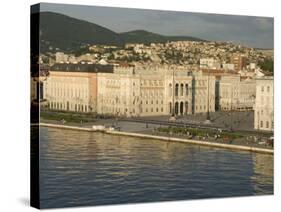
[97,65,215,117]
[254,76,274,131]
[219,75,256,111]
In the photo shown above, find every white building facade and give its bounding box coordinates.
[97,66,215,117]
[219,75,256,111]
[254,77,274,131]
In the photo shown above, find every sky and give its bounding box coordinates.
[39,3,274,49]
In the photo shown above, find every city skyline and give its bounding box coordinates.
[39,3,274,49]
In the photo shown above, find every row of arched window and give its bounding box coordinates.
[169,83,189,97]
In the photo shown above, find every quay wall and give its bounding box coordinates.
[39,123,273,155]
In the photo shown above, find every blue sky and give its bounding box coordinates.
[39,3,274,49]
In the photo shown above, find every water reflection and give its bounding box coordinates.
[39,127,273,208]
[251,154,274,194]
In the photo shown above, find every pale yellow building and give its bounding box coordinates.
[45,63,113,113]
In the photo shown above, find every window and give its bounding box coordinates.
[180,84,184,96]
[260,121,263,128]
[151,108,153,112]
[175,84,179,96]
[261,86,264,92]
[185,84,189,96]
[266,121,269,128]
[267,86,270,92]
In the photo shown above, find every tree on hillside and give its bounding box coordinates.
[258,58,274,75]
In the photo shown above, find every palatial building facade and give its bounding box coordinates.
[97,65,215,117]
[44,63,113,113]
[219,75,256,111]
[44,63,217,117]
[254,76,274,131]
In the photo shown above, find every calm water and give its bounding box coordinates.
[39,127,273,208]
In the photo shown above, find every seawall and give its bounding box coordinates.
[39,123,273,155]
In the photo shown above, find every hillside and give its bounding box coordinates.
[39,12,122,52]
[37,12,205,53]
[120,30,205,45]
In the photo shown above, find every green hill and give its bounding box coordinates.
[37,12,206,53]
[120,30,205,44]
[39,12,122,52]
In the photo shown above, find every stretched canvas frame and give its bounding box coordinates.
[31,3,274,209]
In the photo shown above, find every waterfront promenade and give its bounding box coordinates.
[39,118,273,155]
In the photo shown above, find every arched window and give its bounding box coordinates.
[175,84,179,96]
[185,84,189,96]
[180,84,184,96]
[180,102,184,115]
